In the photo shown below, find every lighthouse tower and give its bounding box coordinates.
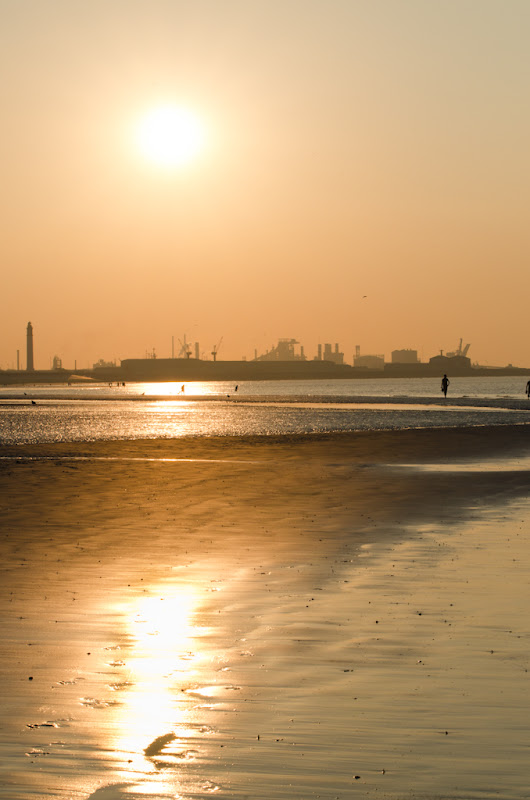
[26,322,34,371]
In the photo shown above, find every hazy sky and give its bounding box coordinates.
[2,0,530,369]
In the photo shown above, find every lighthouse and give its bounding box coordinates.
[26,322,34,371]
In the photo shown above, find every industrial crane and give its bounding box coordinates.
[211,337,223,362]
[447,338,471,358]
[177,335,192,359]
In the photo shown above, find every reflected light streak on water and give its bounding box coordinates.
[1,376,530,445]
[139,382,213,398]
[2,375,530,402]
[0,398,529,444]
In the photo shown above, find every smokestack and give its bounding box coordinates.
[26,322,34,371]
[195,342,200,359]
[317,344,322,360]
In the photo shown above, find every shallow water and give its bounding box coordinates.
[1,377,530,445]
[1,397,529,445]
[2,375,530,400]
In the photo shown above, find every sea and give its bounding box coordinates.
[1,375,530,445]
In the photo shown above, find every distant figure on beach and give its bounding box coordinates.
[526,379,530,398]
[234,385,238,392]
[181,384,185,394]
[441,374,450,398]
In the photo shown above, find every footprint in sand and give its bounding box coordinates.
[26,721,59,729]
[107,681,133,691]
[80,697,119,708]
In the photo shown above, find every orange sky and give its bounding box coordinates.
[2,0,529,370]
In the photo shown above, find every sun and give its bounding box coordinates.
[136,105,205,168]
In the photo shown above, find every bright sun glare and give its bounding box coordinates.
[137,105,205,168]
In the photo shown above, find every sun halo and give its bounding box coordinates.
[136,105,205,168]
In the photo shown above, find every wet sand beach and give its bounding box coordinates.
[1,426,530,799]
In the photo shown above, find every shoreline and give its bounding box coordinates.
[2,392,530,411]
[1,427,530,799]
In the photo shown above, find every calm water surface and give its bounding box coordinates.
[2,375,530,400]
[1,377,530,444]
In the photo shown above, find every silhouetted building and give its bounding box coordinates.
[429,354,471,374]
[26,322,34,371]
[354,354,385,370]
[255,339,306,361]
[322,343,344,365]
[391,349,419,364]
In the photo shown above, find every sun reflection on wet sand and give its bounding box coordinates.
[109,587,216,788]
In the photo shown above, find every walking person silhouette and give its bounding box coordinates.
[441,374,450,398]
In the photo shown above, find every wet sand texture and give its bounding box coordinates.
[1,426,530,799]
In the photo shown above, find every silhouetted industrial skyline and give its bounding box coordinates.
[1,323,527,383]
